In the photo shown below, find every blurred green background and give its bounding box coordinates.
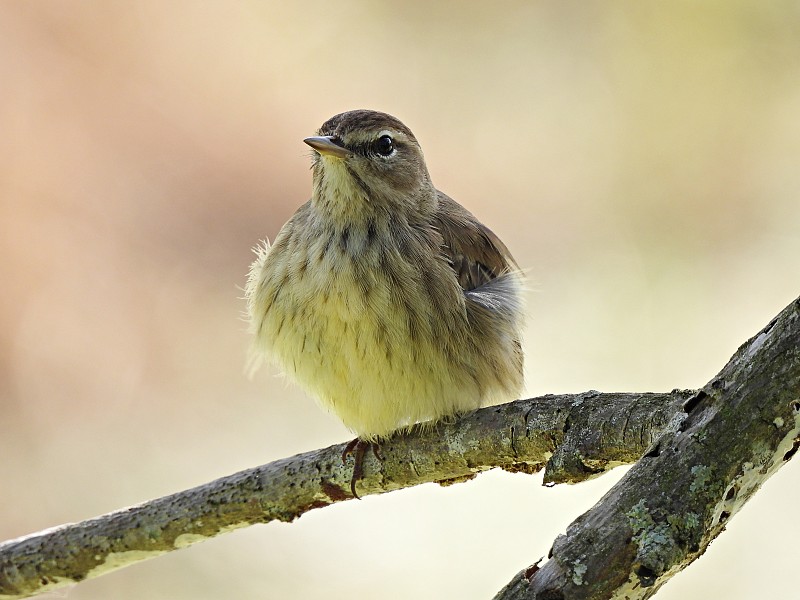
[1,2,798,599]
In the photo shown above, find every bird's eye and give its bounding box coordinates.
[373,135,395,156]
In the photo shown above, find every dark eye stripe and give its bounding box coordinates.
[350,138,400,157]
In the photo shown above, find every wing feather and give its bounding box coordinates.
[432,191,519,292]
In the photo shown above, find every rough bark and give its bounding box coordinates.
[495,296,800,599]
[0,390,685,599]
[0,296,797,600]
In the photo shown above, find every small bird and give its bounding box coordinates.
[246,110,524,493]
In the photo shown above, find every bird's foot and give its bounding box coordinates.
[342,439,382,499]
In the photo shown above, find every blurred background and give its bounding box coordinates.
[1,2,798,598]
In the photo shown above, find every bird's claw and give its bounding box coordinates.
[342,439,382,499]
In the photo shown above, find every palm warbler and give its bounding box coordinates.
[246,110,524,448]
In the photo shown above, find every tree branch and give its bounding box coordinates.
[495,296,800,599]
[0,390,686,598]
[0,296,797,600]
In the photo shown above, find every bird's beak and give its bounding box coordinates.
[303,136,352,159]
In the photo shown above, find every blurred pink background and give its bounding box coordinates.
[1,2,798,599]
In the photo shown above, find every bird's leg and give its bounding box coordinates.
[342,438,382,499]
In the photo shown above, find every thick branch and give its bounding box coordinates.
[496,296,800,600]
[0,391,687,599]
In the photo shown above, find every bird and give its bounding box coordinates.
[246,109,524,496]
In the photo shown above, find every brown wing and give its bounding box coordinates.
[432,191,519,292]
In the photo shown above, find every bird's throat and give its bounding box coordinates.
[312,159,372,222]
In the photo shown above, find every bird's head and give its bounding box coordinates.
[304,110,435,219]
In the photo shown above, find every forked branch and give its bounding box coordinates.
[496,296,800,599]
[1,297,798,600]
